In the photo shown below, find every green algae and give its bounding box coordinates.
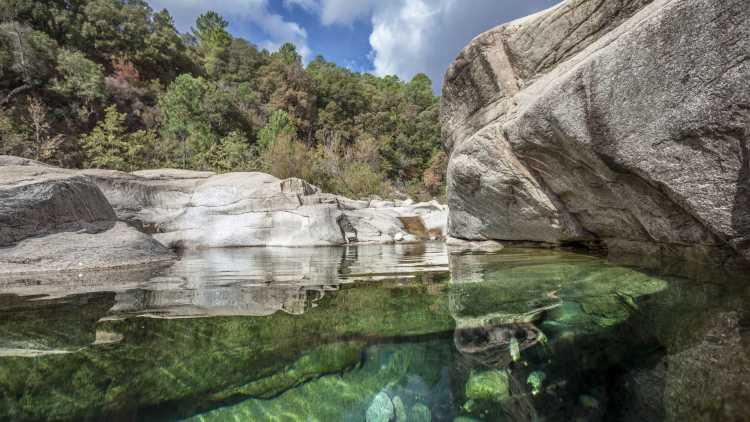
[409,402,432,422]
[366,392,394,422]
[1,246,744,421]
[189,340,455,421]
[527,371,546,395]
[465,370,510,402]
[393,395,407,421]
[449,249,669,334]
[0,281,454,421]
[209,341,364,402]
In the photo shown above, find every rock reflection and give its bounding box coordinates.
[0,242,448,319]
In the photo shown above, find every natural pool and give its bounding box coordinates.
[0,243,748,421]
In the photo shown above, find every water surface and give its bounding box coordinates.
[0,243,748,421]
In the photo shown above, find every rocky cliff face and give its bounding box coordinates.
[441,0,750,271]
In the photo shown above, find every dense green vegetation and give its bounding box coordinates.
[0,0,446,199]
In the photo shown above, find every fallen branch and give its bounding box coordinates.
[0,84,30,106]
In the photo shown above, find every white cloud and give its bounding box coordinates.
[282,0,373,25]
[296,0,558,92]
[148,0,311,60]
[319,0,372,26]
[148,0,560,91]
[367,0,560,92]
[283,0,318,13]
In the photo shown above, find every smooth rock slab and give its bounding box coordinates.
[87,168,448,248]
[0,222,175,274]
[0,163,174,273]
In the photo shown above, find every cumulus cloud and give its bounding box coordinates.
[283,0,372,25]
[148,0,311,60]
[319,0,373,26]
[149,0,560,90]
[297,0,559,92]
[367,0,560,92]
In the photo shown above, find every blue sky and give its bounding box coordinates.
[148,0,560,92]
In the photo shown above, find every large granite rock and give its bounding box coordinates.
[84,168,447,249]
[0,222,174,274]
[1,157,448,250]
[441,0,750,267]
[0,165,175,274]
[151,172,345,248]
[0,165,114,246]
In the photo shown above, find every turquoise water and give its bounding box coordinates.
[0,243,748,421]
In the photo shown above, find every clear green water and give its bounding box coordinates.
[0,243,748,421]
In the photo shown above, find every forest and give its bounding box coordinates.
[0,0,446,199]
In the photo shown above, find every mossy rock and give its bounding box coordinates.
[465,370,510,402]
[409,403,432,422]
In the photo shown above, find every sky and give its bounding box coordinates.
[147,0,561,93]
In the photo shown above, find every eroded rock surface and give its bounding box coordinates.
[442,0,750,268]
[0,157,448,252]
[0,165,175,274]
[84,167,447,248]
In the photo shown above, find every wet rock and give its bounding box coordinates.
[527,371,546,396]
[409,403,432,422]
[392,396,407,421]
[465,370,510,403]
[441,0,750,266]
[366,392,394,422]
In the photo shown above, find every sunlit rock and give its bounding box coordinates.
[0,165,174,273]
[441,0,750,268]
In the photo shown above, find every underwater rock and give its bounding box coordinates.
[366,392,394,422]
[527,371,546,396]
[465,370,510,403]
[409,403,432,422]
[392,396,407,421]
[454,323,542,367]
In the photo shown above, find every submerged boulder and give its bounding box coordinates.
[441,0,750,269]
[366,392,395,422]
[465,370,510,403]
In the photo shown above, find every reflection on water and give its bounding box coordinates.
[1,243,448,318]
[0,244,748,421]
